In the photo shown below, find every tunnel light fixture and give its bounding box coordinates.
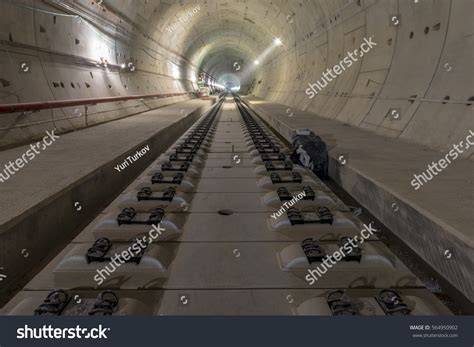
[254,60,260,65]
[274,37,283,46]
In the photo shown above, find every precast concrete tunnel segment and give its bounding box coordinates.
[0,0,473,319]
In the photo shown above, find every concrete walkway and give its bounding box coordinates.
[244,96,474,303]
[0,98,213,305]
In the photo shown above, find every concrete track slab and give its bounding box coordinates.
[3,96,454,316]
[163,242,422,289]
[71,210,370,244]
[19,241,422,291]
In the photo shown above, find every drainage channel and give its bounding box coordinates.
[1,95,452,316]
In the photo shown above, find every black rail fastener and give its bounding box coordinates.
[137,187,176,202]
[178,143,200,151]
[270,172,303,184]
[86,238,112,263]
[338,236,362,262]
[286,207,333,225]
[184,139,204,146]
[34,290,71,316]
[265,160,293,172]
[252,135,271,142]
[117,207,165,226]
[261,153,286,162]
[302,186,316,200]
[186,134,205,141]
[376,290,412,316]
[175,146,198,154]
[86,238,148,264]
[301,238,326,263]
[318,206,334,224]
[270,173,283,184]
[253,134,270,141]
[287,208,304,224]
[169,153,194,162]
[162,162,190,172]
[89,291,119,316]
[117,207,137,225]
[151,172,184,185]
[148,208,165,225]
[274,186,314,201]
[191,129,206,134]
[256,141,275,149]
[257,145,280,154]
[326,290,359,316]
[277,187,292,201]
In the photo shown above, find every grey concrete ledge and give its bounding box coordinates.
[0,99,213,306]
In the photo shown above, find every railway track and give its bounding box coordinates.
[2,95,452,316]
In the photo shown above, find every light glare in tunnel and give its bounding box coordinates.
[171,63,181,80]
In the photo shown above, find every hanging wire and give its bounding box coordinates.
[7,0,80,18]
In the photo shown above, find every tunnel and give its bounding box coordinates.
[0,0,473,331]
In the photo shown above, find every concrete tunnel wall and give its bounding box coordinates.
[0,0,196,148]
[252,0,474,155]
[1,0,473,153]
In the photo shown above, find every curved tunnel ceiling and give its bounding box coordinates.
[156,1,296,91]
[151,0,473,151]
[0,0,472,152]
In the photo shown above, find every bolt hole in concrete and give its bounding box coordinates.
[218,209,234,216]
